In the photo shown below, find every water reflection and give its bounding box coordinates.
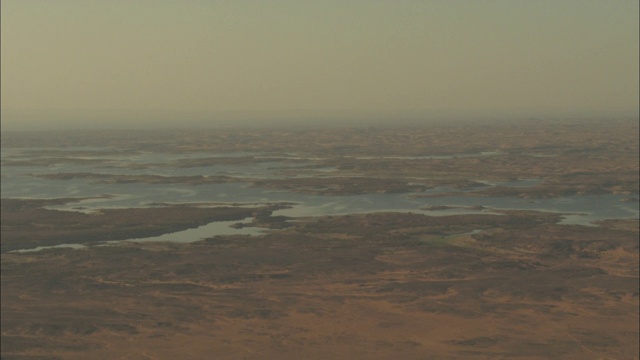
[106,218,265,244]
[2,147,638,243]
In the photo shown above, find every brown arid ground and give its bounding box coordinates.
[1,208,638,359]
[1,119,639,359]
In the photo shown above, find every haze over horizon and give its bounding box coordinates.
[1,1,638,130]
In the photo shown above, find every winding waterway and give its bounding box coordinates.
[2,146,638,249]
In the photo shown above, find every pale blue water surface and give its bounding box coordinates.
[2,146,638,250]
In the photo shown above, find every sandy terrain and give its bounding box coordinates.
[2,119,638,359]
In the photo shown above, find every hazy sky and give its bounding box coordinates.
[1,0,638,128]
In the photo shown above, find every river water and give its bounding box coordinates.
[2,146,638,248]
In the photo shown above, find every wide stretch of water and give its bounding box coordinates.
[2,146,638,248]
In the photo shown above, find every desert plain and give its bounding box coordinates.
[1,119,638,359]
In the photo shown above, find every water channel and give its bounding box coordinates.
[3,147,638,250]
